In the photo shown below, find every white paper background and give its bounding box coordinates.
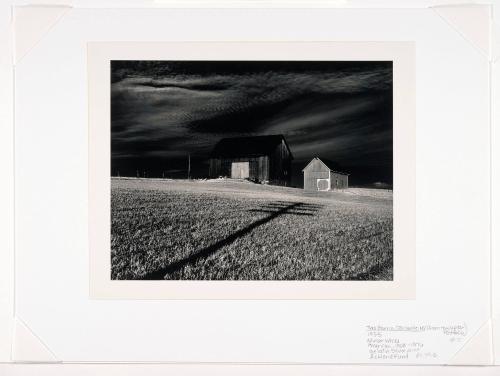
[13,6,490,364]
[0,363,499,376]
[491,0,500,365]
[0,0,15,365]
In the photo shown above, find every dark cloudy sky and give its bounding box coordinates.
[111,60,393,187]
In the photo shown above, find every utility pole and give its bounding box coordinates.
[188,153,191,180]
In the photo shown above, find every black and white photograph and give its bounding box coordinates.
[110,60,393,281]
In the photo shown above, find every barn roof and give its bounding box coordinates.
[302,157,349,175]
[210,135,293,158]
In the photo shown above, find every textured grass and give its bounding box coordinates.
[111,178,393,280]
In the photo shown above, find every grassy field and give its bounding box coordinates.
[111,178,393,280]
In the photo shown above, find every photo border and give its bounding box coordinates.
[88,41,415,299]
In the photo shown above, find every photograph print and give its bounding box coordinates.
[111,60,393,281]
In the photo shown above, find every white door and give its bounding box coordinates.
[231,162,250,179]
[317,179,329,191]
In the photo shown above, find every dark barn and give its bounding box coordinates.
[209,135,293,186]
[303,157,349,191]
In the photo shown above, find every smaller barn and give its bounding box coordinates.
[302,157,349,191]
[209,135,293,186]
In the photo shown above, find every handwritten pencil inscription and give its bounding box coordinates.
[366,324,467,361]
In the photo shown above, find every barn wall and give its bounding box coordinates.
[258,156,269,182]
[209,139,292,186]
[209,157,269,181]
[209,158,221,178]
[268,140,292,186]
[302,159,349,190]
[303,171,330,190]
[331,172,349,189]
[303,159,330,191]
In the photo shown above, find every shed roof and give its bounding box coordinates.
[210,134,293,158]
[302,157,349,175]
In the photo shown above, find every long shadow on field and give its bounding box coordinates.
[141,201,322,280]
